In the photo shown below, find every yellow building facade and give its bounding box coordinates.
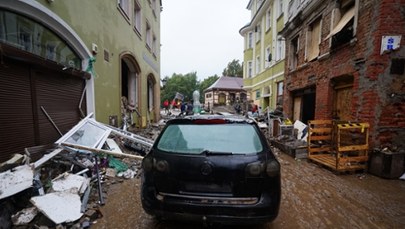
[239,0,287,112]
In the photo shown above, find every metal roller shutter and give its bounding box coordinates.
[34,69,86,144]
[0,58,86,163]
[0,60,36,162]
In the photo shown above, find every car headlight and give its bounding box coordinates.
[155,159,169,173]
[246,161,265,176]
[266,160,280,177]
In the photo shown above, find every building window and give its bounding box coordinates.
[266,8,271,31]
[147,77,154,111]
[276,37,285,61]
[0,10,80,69]
[306,18,321,61]
[118,0,131,20]
[134,0,142,35]
[146,22,152,50]
[326,0,356,49]
[256,56,261,74]
[152,34,157,57]
[289,36,299,70]
[278,0,283,17]
[45,43,56,61]
[256,90,261,99]
[248,61,253,78]
[151,0,157,17]
[276,81,284,104]
[265,46,271,68]
[19,28,32,52]
[256,23,261,43]
[248,32,253,49]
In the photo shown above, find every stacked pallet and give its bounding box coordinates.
[307,120,369,172]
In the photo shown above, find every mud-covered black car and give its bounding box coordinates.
[141,115,281,225]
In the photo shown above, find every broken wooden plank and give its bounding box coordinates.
[60,142,144,160]
[32,148,64,169]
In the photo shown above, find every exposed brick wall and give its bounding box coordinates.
[283,0,405,149]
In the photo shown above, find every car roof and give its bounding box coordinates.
[166,114,256,125]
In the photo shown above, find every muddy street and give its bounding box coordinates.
[92,148,405,229]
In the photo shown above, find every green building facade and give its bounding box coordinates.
[0,0,161,128]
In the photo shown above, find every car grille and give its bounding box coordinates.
[157,192,259,205]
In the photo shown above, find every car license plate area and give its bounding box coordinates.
[181,182,232,194]
[157,192,259,205]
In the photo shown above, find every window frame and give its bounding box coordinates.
[247,61,253,78]
[133,0,142,36]
[289,36,299,70]
[276,38,285,61]
[248,32,253,49]
[265,46,271,68]
[306,17,321,61]
[266,8,272,31]
[256,23,261,43]
[278,0,283,18]
[118,0,131,22]
[276,81,284,105]
[145,21,152,50]
[256,55,261,74]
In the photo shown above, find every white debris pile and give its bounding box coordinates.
[0,113,155,228]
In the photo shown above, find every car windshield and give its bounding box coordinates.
[157,123,263,154]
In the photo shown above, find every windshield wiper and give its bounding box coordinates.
[200,150,233,156]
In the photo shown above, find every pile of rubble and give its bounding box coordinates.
[0,113,160,228]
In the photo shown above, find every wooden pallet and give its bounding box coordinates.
[308,120,333,156]
[309,154,368,172]
[308,120,369,173]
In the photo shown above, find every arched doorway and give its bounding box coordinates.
[0,2,94,162]
[121,54,141,128]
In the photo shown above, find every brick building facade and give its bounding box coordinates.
[282,0,405,149]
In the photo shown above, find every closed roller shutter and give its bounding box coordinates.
[0,56,87,163]
[34,69,86,144]
[0,60,36,162]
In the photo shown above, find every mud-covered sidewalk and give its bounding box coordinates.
[92,148,405,229]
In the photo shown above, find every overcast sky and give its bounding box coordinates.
[160,0,251,81]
